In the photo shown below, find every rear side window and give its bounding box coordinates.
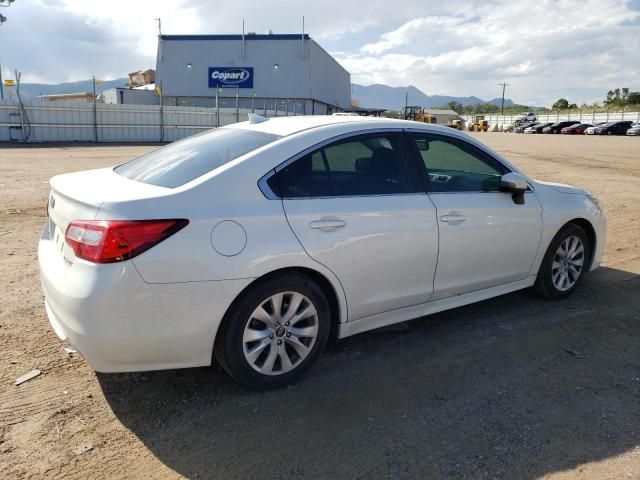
[268,151,332,198]
[115,128,281,188]
[270,133,414,198]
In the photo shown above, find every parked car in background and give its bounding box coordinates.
[626,123,640,136]
[38,115,607,388]
[585,122,607,135]
[515,122,538,133]
[542,121,580,134]
[525,122,553,134]
[593,121,634,136]
[517,112,537,122]
[561,123,593,135]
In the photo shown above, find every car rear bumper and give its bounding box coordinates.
[38,225,252,372]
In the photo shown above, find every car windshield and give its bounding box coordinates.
[115,128,282,188]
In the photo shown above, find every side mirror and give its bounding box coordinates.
[500,172,528,205]
[415,139,430,151]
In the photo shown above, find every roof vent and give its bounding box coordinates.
[248,113,269,124]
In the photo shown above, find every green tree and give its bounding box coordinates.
[445,101,464,113]
[622,87,630,103]
[462,104,475,114]
[552,98,570,110]
[604,87,640,106]
[628,91,640,105]
[606,90,614,104]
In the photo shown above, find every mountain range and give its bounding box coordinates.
[8,78,513,111]
[352,84,514,110]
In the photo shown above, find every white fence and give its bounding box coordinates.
[462,110,640,126]
[0,99,300,143]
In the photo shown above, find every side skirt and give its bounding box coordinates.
[338,276,536,339]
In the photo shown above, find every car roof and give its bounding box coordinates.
[223,115,444,137]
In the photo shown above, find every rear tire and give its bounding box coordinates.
[214,273,330,389]
[534,224,591,300]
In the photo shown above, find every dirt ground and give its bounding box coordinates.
[1,133,639,479]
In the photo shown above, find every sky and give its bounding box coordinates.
[0,0,638,107]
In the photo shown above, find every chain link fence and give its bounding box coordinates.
[462,110,640,126]
[0,99,308,143]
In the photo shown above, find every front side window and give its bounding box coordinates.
[409,133,506,192]
[115,128,281,188]
[270,133,414,198]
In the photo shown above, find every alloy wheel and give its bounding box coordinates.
[551,235,585,291]
[242,291,319,375]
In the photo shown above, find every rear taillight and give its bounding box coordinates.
[65,219,188,264]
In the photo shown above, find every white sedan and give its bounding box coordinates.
[39,115,606,388]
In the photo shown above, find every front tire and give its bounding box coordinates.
[534,224,591,299]
[215,273,330,389]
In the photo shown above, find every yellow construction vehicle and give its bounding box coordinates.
[448,119,464,130]
[469,115,489,132]
[404,106,436,124]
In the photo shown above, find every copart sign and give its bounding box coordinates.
[208,67,254,88]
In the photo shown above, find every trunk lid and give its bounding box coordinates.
[48,167,170,228]
[46,168,171,263]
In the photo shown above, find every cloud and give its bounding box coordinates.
[340,0,640,105]
[1,1,152,82]
[361,16,473,55]
[2,0,638,106]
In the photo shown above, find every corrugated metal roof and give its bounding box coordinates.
[160,34,310,41]
[425,109,461,116]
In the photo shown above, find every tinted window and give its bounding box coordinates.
[410,133,506,192]
[268,151,331,198]
[271,133,413,198]
[115,128,281,188]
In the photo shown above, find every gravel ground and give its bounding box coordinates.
[1,133,639,479]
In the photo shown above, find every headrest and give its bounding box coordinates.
[355,157,371,173]
[370,147,398,176]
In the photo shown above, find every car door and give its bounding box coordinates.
[267,130,439,322]
[406,131,543,300]
[614,122,631,134]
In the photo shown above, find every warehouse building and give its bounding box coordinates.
[155,33,351,114]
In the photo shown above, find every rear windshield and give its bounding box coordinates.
[114,128,281,188]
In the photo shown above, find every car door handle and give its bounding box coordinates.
[440,213,467,225]
[309,218,346,231]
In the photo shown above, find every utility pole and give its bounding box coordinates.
[499,82,509,115]
[405,91,409,109]
[0,63,4,100]
[235,86,239,123]
[92,76,98,142]
[155,17,161,35]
